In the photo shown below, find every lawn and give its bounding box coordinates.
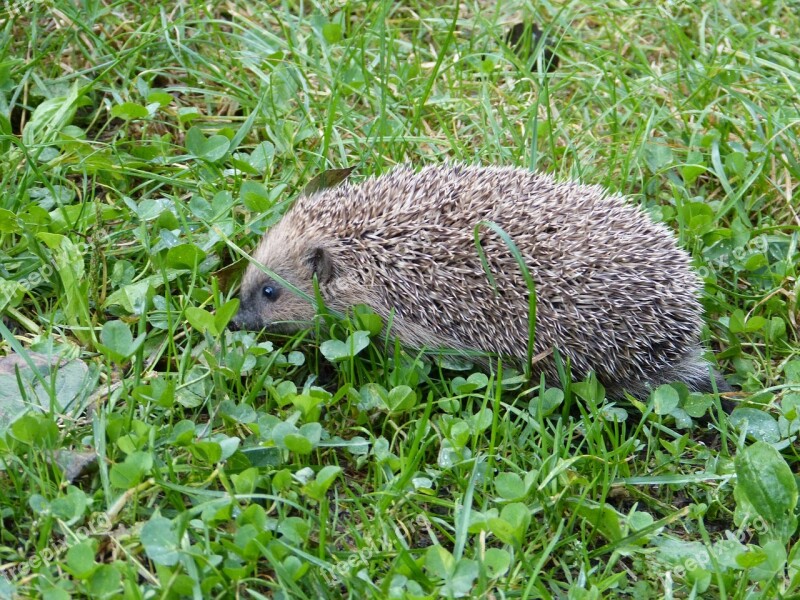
[1,0,799,598]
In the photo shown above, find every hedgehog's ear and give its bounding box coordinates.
[306,246,333,284]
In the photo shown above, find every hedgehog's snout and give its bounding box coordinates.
[228,305,266,332]
[227,312,246,331]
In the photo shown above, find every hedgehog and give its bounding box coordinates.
[231,164,730,400]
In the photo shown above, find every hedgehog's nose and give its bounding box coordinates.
[228,308,261,332]
[228,309,246,331]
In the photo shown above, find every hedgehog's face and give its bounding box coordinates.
[230,227,334,333]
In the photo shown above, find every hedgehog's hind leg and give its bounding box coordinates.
[686,369,732,394]
[675,351,736,413]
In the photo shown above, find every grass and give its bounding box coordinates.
[0,0,799,598]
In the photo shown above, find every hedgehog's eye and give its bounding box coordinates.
[262,285,279,301]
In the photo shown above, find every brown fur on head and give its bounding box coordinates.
[230,216,337,332]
